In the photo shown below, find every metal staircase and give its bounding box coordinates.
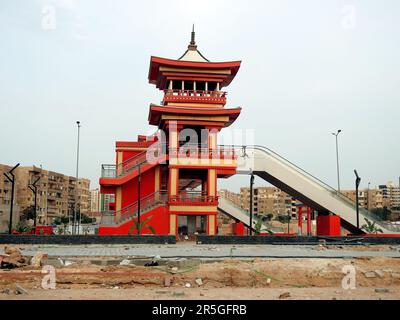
[222,145,400,234]
[100,191,168,226]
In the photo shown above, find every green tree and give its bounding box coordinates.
[56,226,64,235]
[80,214,94,224]
[361,218,383,234]
[265,213,274,221]
[253,219,273,235]
[21,205,36,221]
[128,215,155,235]
[371,207,391,221]
[15,220,32,233]
[276,214,291,224]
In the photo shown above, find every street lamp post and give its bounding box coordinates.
[367,181,371,210]
[354,170,361,230]
[332,129,342,192]
[28,176,41,230]
[249,172,254,236]
[3,163,20,234]
[73,121,81,235]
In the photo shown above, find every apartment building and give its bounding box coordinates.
[379,182,400,210]
[0,164,90,226]
[89,188,100,212]
[342,187,387,211]
[0,164,21,232]
[220,187,297,218]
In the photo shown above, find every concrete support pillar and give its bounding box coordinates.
[115,187,122,223]
[169,213,176,236]
[208,214,216,235]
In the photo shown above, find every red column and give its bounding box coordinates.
[298,206,303,236]
[307,207,312,236]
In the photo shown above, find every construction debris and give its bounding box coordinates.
[170,267,178,274]
[1,288,12,295]
[144,260,159,267]
[0,246,29,269]
[155,290,168,294]
[195,278,203,286]
[30,252,48,268]
[4,246,21,255]
[119,259,131,266]
[279,292,291,299]
[15,284,29,295]
[364,271,377,278]
[164,277,171,287]
[374,270,384,278]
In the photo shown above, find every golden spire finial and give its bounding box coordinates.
[188,24,197,50]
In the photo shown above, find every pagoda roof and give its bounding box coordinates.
[148,27,241,89]
[148,56,241,88]
[148,104,241,128]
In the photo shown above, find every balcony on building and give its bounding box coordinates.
[162,80,226,106]
[169,191,218,206]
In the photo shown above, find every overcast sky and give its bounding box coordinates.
[0,0,399,193]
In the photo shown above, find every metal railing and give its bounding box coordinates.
[169,191,218,204]
[101,191,168,225]
[101,145,236,178]
[223,144,400,232]
[169,146,236,159]
[163,89,227,98]
[101,150,148,178]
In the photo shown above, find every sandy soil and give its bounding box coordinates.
[2,287,399,300]
[1,256,400,300]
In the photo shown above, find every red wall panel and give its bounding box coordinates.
[316,215,341,236]
[121,167,156,208]
[98,206,169,235]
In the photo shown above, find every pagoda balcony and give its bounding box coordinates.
[169,146,236,160]
[163,89,227,105]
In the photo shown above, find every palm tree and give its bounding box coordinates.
[128,215,155,235]
[361,218,383,234]
[253,219,273,235]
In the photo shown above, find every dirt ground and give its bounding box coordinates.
[1,256,400,300]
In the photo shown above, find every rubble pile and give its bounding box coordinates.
[0,246,29,269]
[0,246,47,269]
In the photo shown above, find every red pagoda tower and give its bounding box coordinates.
[98,27,242,237]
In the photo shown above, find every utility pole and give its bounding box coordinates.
[4,163,20,234]
[354,170,361,230]
[74,121,81,235]
[332,130,342,192]
[28,176,41,231]
[249,172,254,235]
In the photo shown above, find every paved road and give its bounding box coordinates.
[2,244,400,259]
